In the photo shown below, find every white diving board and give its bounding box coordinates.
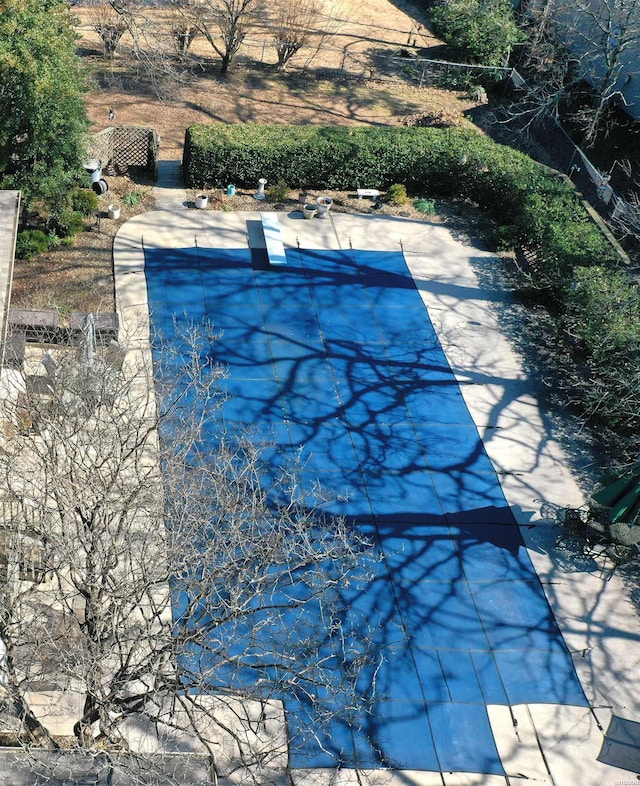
[261,212,287,266]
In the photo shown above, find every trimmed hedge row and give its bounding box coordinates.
[183,124,616,279]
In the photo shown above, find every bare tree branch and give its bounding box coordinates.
[177,0,265,74]
[0,320,375,783]
[516,0,640,144]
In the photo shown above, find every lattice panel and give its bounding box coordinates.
[88,126,159,176]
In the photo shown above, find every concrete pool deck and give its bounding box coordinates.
[113,208,640,785]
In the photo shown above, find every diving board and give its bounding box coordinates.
[261,212,287,266]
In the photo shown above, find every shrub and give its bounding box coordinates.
[267,180,290,202]
[386,184,409,206]
[429,0,523,68]
[70,188,99,216]
[48,210,84,238]
[413,197,436,214]
[566,266,640,431]
[491,224,518,251]
[15,229,49,260]
[123,192,142,206]
[467,85,488,103]
[568,267,640,362]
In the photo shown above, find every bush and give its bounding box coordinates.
[566,266,640,431]
[467,85,488,103]
[386,184,409,206]
[70,188,99,216]
[184,124,479,193]
[15,229,49,260]
[48,209,85,238]
[491,224,518,251]
[429,0,523,68]
[568,267,640,362]
[123,192,142,207]
[267,180,290,202]
[414,198,436,214]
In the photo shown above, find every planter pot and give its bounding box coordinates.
[107,203,121,220]
[303,204,317,220]
[316,196,333,219]
[195,194,208,209]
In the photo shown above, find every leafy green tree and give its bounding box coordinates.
[0,0,89,208]
[430,0,524,67]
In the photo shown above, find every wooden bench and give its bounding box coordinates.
[357,188,381,200]
[261,212,287,267]
[8,308,60,343]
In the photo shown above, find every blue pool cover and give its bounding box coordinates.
[144,245,587,775]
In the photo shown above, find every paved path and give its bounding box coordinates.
[0,191,20,342]
[154,160,188,211]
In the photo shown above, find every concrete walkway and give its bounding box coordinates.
[110,206,640,785]
[154,160,188,211]
[0,191,20,346]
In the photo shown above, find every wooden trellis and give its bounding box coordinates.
[89,125,159,177]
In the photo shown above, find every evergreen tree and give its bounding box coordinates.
[0,0,89,208]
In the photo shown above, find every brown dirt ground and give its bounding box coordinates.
[10,176,155,315]
[13,0,489,315]
[78,0,481,155]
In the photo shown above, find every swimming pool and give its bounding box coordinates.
[144,244,587,774]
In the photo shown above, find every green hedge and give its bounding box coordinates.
[183,123,616,280]
[567,267,640,432]
[184,124,542,204]
[15,229,49,260]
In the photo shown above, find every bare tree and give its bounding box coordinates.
[108,0,149,58]
[516,0,640,144]
[0,322,374,783]
[86,0,129,58]
[271,0,321,70]
[83,1,193,97]
[177,0,265,74]
[168,0,201,59]
[268,0,348,71]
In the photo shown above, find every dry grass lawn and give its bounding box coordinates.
[12,0,489,313]
[77,0,482,155]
